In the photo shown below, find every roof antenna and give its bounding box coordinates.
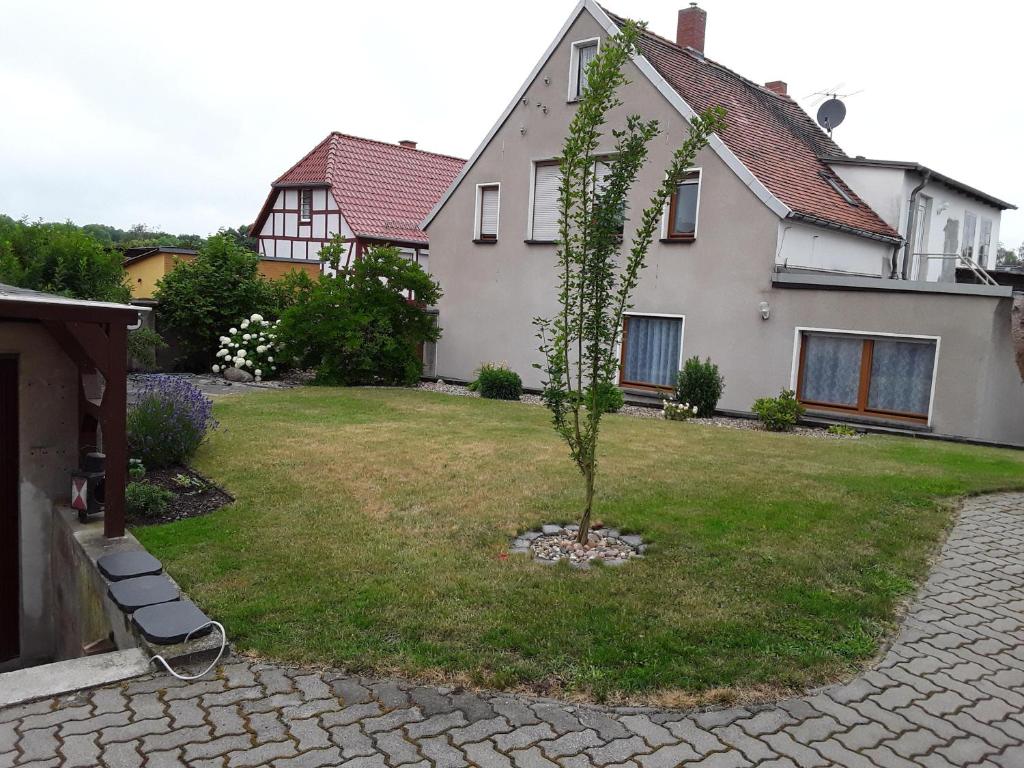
[808,86,863,136]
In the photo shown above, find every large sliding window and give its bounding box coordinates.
[620,314,683,389]
[797,332,938,422]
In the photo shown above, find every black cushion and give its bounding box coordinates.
[108,575,179,613]
[133,600,213,645]
[97,550,162,582]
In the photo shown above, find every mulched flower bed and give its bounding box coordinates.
[128,466,233,527]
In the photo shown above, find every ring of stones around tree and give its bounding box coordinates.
[511,524,647,567]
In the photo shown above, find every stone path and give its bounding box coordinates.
[3,493,1024,767]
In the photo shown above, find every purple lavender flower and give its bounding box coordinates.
[127,375,219,468]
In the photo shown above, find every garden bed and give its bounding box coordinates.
[127,466,232,527]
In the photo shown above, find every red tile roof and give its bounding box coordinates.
[606,10,900,242]
[256,133,465,246]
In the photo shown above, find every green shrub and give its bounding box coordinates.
[278,241,441,386]
[127,327,167,370]
[827,423,858,437]
[155,232,283,371]
[675,356,724,417]
[125,482,173,519]
[752,389,804,432]
[128,459,146,482]
[474,362,523,400]
[594,382,625,413]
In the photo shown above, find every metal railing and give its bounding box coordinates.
[913,252,999,287]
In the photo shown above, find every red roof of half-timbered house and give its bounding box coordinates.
[253,133,465,246]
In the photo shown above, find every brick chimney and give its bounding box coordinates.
[398,139,417,149]
[676,3,706,53]
[765,80,788,96]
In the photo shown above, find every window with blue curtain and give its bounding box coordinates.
[621,315,682,387]
[799,332,937,420]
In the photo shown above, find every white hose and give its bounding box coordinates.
[149,620,227,681]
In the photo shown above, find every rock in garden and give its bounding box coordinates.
[223,366,254,383]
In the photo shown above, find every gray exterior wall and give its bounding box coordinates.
[0,322,78,669]
[426,7,1024,446]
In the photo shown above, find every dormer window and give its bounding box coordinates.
[300,188,313,223]
[569,39,600,101]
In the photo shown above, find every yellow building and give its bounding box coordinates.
[123,246,321,300]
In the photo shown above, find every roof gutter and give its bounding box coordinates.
[899,170,932,280]
[788,212,903,246]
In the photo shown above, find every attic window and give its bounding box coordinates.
[569,39,600,101]
[299,189,313,222]
[820,172,858,207]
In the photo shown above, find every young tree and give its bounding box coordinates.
[535,20,725,543]
[278,238,441,385]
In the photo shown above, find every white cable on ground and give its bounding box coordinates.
[149,620,227,681]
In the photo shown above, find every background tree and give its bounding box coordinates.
[278,238,441,385]
[535,20,724,543]
[997,242,1020,266]
[0,214,130,302]
[155,232,280,370]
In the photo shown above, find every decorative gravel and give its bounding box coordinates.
[416,381,859,437]
[510,524,647,567]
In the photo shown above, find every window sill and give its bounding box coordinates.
[524,239,557,245]
[659,236,696,244]
[472,239,498,245]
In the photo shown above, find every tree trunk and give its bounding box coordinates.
[577,461,595,544]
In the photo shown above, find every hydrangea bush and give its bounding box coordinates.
[127,375,218,469]
[211,313,280,381]
[663,399,699,421]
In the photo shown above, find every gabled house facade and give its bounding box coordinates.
[423,1,1023,445]
[252,133,465,275]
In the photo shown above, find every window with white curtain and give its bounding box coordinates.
[476,184,499,241]
[570,40,599,101]
[798,332,937,421]
[620,315,683,388]
[531,163,561,241]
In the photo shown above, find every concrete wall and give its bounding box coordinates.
[776,220,893,276]
[0,322,78,667]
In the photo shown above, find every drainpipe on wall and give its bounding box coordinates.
[899,170,932,280]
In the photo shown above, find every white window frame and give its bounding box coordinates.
[299,188,313,223]
[615,312,686,389]
[473,182,501,241]
[568,37,601,102]
[660,168,702,240]
[789,327,941,426]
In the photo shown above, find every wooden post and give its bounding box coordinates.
[103,321,127,539]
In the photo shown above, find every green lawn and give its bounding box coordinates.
[136,387,1024,704]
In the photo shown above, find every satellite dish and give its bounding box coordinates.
[816,97,846,133]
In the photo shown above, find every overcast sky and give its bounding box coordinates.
[1,0,1020,247]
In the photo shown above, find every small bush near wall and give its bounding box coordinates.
[125,482,173,518]
[595,382,625,413]
[128,375,218,468]
[128,327,167,371]
[675,357,724,417]
[752,389,805,432]
[664,400,699,421]
[472,363,523,400]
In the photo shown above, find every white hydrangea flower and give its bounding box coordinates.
[250,313,263,322]
[244,359,253,368]
[256,345,267,353]
[212,364,220,373]
[254,369,262,377]
[261,320,270,327]
[692,405,699,414]
[240,320,250,330]
[267,356,274,363]
[237,349,246,358]
[242,333,251,341]
[219,336,230,344]
[229,327,237,334]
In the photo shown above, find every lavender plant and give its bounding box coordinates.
[534,20,725,543]
[127,375,218,469]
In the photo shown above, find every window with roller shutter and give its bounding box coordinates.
[478,185,499,240]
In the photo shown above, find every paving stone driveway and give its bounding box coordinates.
[4,493,1024,767]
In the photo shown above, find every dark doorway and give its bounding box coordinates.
[0,357,18,662]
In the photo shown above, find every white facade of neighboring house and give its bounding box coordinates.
[829,159,1015,280]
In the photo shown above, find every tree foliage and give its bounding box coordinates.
[534,20,725,542]
[155,233,282,370]
[0,214,130,302]
[278,239,441,386]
